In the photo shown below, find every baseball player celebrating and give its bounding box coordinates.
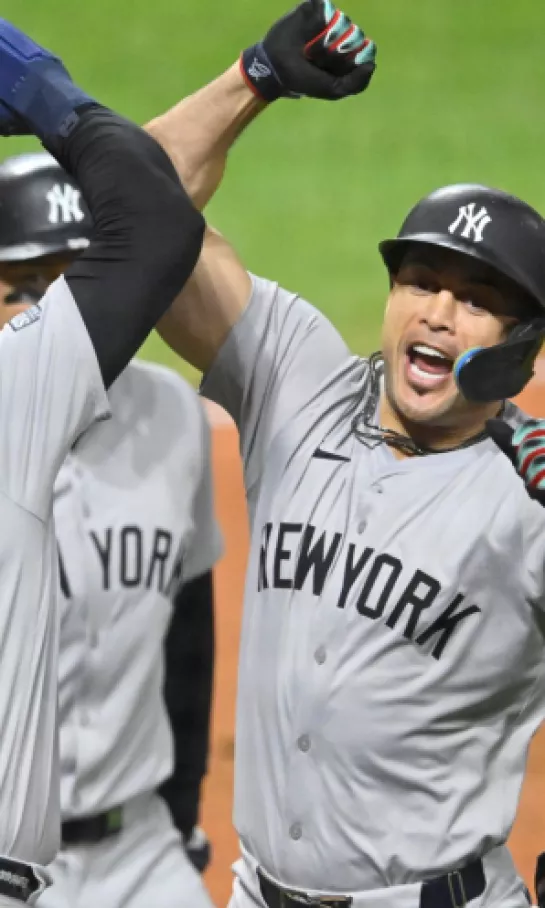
[0,16,204,908]
[0,152,221,908]
[146,2,545,907]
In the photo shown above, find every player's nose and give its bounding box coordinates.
[422,289,457,332]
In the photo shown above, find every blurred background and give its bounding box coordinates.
[5,0,545,372]
[4,0,545,903]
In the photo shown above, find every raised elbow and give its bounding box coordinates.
[133,169,206,300]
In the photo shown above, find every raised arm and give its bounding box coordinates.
[148,0,376,372]
[0,19,208,519]
[0,18,205,389]
[147,66,263,370]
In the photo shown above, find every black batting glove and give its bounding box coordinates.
[240,0,376,102]
[487,417,545,505]
[0,18,96,138]
[184,826,212,874]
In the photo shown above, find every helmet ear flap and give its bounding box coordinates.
[454,319,545,402]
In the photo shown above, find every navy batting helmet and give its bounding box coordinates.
[0,151,92,262]
[379,184,545,402]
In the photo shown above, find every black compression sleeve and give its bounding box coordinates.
[44,107,205,388]
[159,570,215,839]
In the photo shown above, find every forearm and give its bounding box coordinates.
[151,0,376,371]
[160,571,215,837]
[53,107,205,387]
[146,63,266,210]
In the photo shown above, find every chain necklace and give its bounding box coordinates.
[351,352,498,457]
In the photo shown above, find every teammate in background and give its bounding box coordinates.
[0,153,220,908]
[144,1,545,906]
[0,16,204,908]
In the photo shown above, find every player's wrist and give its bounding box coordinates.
[228,58,271,110]
[239,44,286,103]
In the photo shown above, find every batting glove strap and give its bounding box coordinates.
[240,44,288,102]
[11,59,96,139]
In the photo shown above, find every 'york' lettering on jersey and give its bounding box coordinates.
[258,521,481,659]
[58,525,184,598]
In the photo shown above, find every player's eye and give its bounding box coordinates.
[408,273,439,294]
[461,297,487,314]
[397,267,438,294]
[459,287,502,315]
[412,277,437,293]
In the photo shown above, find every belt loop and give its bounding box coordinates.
[447,871,467,908]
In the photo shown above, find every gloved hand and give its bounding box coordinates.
[487,418,545,505]
[184,826,212,874]
[0,19,95,138]
[240,0,376,102]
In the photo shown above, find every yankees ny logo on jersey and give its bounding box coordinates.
[448,203,492,243]
[46,183,85,225]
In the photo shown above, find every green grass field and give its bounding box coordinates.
[3,0,545,384]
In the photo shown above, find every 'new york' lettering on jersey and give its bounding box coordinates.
[54,360,222,819]
[202,274,545,901]
[258,520,480,660]
[59,525,183,597]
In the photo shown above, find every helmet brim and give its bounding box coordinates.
[379,233,545,312]
[0,239,90,263]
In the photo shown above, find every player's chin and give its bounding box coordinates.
[395,372,458,425]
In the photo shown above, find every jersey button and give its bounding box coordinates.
[314,646,326,665]
[374,484,383,494]
[297,734,311,753]
[357,520,366,534]
[289,822,303,840]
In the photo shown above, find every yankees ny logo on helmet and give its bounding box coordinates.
[448,203,492,243]
[46,183,85,225]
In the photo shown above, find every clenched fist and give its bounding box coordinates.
[240,0,377,102]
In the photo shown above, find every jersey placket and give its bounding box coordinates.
[67,459,100,810]
[54,458,95,815]
[275,445,371,860]
[277,441,413,864]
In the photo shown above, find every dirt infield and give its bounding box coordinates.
[201,370,545,906]
[201,403,248,907]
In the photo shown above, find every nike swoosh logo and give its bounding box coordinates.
[313,447,351,463]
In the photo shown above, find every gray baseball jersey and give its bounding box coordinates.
[54,360,222,817]
[201,274,545,899]
[0,276,108,864]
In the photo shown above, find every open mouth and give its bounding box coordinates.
[405,343,454,389]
